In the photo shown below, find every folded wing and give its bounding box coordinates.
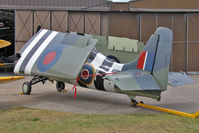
[14,29,98,81]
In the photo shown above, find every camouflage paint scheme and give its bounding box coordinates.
[14,27,173,101]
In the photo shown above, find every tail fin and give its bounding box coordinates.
[138,27,173,90]
[124,27,173,90]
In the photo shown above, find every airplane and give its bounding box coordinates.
[14,27,187,107]
[0,76,24,83]
[0,39,11,49]
[0,39,21,68]
[0,39,24,83]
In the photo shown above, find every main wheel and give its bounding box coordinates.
[130,99,137,108]
[107,55,120,63]
[56,81,65,92]
[130,102,137,108]
[22,82,32,95]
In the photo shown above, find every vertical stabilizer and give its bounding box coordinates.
[151,27,173,90]
[123,27,173,90]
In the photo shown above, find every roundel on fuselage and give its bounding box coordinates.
[37,46,63,72]
[79,63,95,85]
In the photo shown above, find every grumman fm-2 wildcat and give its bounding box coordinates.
[14,27,179,107]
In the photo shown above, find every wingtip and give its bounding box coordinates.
[194,111,199,118]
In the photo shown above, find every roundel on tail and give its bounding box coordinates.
[37,46,63,72]
[79,63,95,85]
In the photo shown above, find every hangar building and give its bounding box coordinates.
[0,0,199,72]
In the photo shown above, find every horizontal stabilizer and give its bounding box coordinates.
[168,72,194,87]
[105,69,160,91]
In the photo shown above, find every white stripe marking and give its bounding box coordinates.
[14,29,48,73]
[90,53,106,69]
[112,62,124,71]
[143,52,148,70]
[24,31,58,74]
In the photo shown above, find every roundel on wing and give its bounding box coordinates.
[79,63,95,85]
[37,47,63,72]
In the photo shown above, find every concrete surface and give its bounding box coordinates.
[0,72,199,114]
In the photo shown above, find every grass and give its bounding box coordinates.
[0,107,198,133]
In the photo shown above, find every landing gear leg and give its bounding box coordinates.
[56,81,65,92]
[22,76,48,95]
[130,99,138,108]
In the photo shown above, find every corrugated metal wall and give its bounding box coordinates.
[15,10,199,72]
[108,12,199,72]
[135,13,186,72]
[188,13,199,71]
[109,12,139,39]
[15,10,108,51]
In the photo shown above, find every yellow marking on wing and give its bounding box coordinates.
[0,63,5,66]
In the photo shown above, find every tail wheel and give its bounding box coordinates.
[107,55,120,63]
[22,82,32,95]
[56,81,65,92]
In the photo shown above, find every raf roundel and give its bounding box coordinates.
[37,47,63,72]
[43,51,56,65]
[79,63,95,85]
[81,69,89,79]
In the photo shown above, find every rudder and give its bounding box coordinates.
[136,27,173,90]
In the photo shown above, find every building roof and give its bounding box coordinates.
[129,0,199,12]
[0,0,111,11]
[1,0,199,12]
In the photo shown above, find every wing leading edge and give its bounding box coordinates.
[14,29,98,81]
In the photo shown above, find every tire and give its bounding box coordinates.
[56,81,65,92]
[107,55,120,63]
[130,102,137,108]
[22,82,32,95]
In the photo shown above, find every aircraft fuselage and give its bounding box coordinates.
[72,50,124,93]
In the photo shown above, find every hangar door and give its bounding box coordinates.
[15,10,33,52]
[140,13,186,72]
[33,11,50,33]
[109,12,139,39]
[15,10,68,52]
[188,13,199,72]
[52,11,68,32]
[85,12,101,35]
[68,12,84,33]
[68,12,103,36]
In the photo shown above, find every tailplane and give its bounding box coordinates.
[123,27,173,90]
